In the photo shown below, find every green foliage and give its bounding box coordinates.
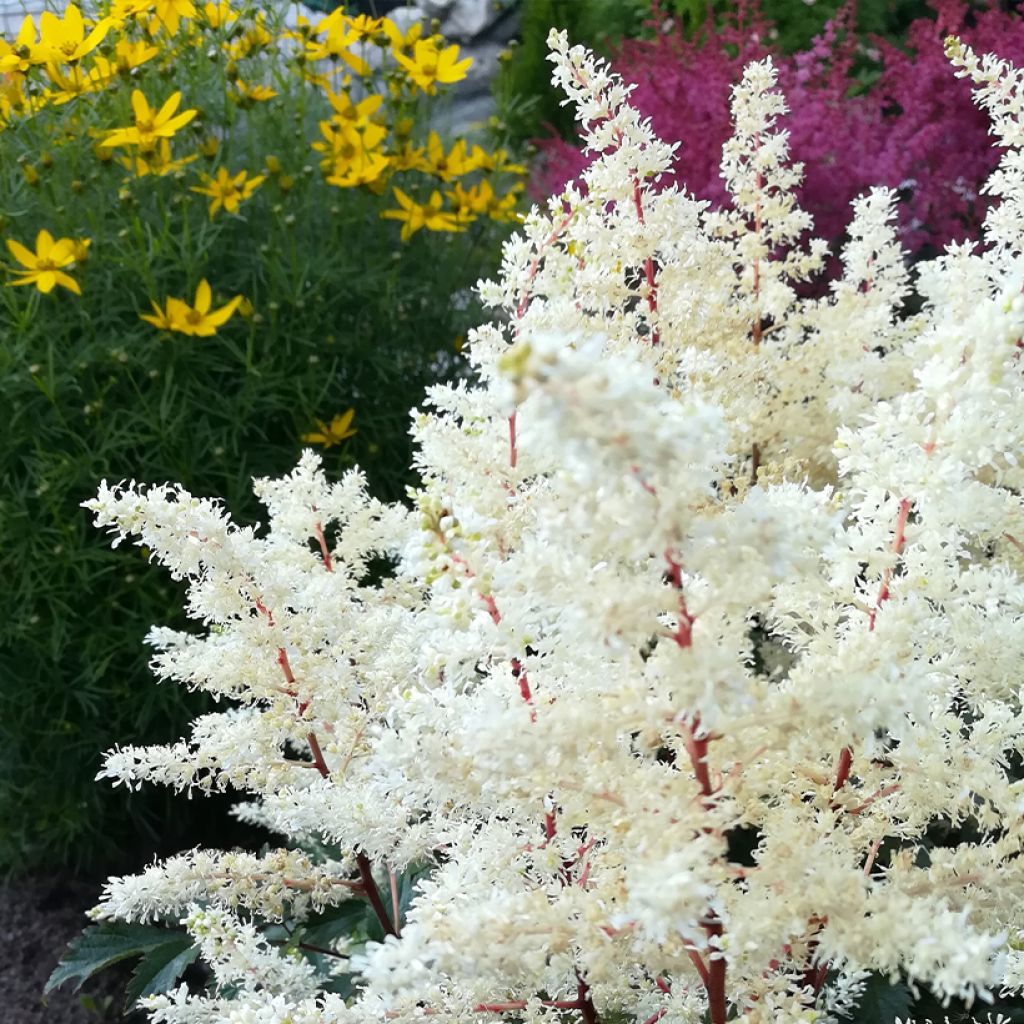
[45,922,198,1005]
[0,1,522,873]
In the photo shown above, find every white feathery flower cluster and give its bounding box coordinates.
[81,27,1024,1024]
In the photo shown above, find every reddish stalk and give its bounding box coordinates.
[313,517,333,572]
[868,497,912,632]
[389,866,402,938]
[356,851,398,938]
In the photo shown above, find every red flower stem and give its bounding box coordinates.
[313,517,333,572]
[356,851,398,938]
[506,212,576,469]
[704,916,727,1024]
[868,497,912,632]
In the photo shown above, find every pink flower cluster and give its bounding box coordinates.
[534,0,1024,253]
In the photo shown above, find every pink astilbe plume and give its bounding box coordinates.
[534,0,1024,252]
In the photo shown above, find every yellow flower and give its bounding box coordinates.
[312,120,389,187]
[304,10,369,74]
[35,5,110,65]
[394,39,471,94]
[226,14,273,59]
[5,230,88,295]
[140,279,242,336]
[101,88,197,150]
[148,0,196,36]
[447,179,523,223]
[325,88,381,127]
[381,17,422,58]
[199,0,236,29]
[44,62,98,105]
[117,138,197,177]
[470,144,527,176]
[301,409,357,448]
[0,17,42,72]
[423,131,480,181]
[190,166,265,217]
[231,80,277,105]
[344,13,382,41]
[108,0,156,28]
[380,187,461,241]
[387,140,428,173]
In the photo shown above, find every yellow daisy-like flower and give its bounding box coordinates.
[325,88,381,127]
[5,229,89,295]
[380,187,462,242]
[190,166,265,217]
[231,80,277,105]
[0,17,40,73]
[394,39,471,94]
[101,88,197,150]
[44,62,98,106]
[35,4,111,65]
[118,138,197,177]
[301,409,357,448]
[423,131,480,182]
[140,279,242,336]
[148,0,196,37]
[199,0,236,29]
[304,9,369,74]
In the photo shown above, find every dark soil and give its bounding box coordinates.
[0,874,144,1024]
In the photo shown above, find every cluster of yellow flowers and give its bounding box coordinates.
[0,1,524,321]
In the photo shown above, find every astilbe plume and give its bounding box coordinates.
[535,0,1024,252]
[83,26,1024,1024]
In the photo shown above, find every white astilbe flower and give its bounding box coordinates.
[82,29,1024,1024]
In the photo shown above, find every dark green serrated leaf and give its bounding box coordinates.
[124,936,199,1004]
[300,901,372,949]
[45,922,192,995]
[852,973,912,1024]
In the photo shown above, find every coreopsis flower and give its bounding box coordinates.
[0,16,41,72]
[324,88,381,127]
[34,5,110,65]
[300,409,357,448]
[394,38,472,93]
[446,179,522,223]
[5,230,88,294]
[422,132,480,181]
[117,138,196,177]
[312,120,388,187]
[380,186,461,240]
[140,279,241,336]
[101,89,197,151]
[199,0,236,29]
[231,80,277,105]
[148,0,196,36]
[382,16,423,60]
[190,166,265,217]
[44,62,97,105]
[225,14,272,59]
[304,10,369,74]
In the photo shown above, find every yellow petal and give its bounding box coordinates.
[54,270,81,295]
[155,90,182,125]
[130,88,151,123]
[6,238,37,269]
[194,278,211,313]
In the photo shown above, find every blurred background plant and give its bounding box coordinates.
[0,0,524,875]
[497,0,1024,256]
